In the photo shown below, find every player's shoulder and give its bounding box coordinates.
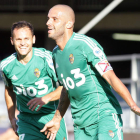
[34,47,52,58]
[0,52,16,71]
[73,32,97,45]
[73,33,104,51]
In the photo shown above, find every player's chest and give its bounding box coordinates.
[55,50,87,72]
[9,62,46,85]
[55,50,88,85]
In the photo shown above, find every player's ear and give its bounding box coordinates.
[66,21,73,29]
[10,37,14,45]
[33,35,36,44]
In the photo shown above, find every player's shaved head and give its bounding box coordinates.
[47,4,75,45]
[50,4,75,24]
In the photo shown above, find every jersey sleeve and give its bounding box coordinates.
[45,50,58,82]
[83,37,113,76]
[0,63,12,87]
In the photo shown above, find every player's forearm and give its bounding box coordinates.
[5,86,16,121]
[53,91,70,121]
[103,71,136,107]
[111,78,136,107]
[45,86,63,102]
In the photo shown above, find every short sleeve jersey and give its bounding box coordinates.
[0,47,58,114]
[53,32,122,128]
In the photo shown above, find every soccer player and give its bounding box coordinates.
[0,21,67,140]
[40,4,140,140]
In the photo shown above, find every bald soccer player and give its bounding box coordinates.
[41,4,140,140]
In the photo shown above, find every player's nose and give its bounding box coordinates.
[20,40,25,45]
[46,18,52,26]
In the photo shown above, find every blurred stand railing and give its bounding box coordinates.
[107,54,140,130]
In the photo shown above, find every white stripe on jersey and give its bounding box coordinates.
[34,48,51,57]
[73,37,95,52]
[34,51,52,63]
[45,51,52,60]
[34,49,55,72]
[73,33,105,60]
[1,53,16,66]
[74,33,98,49]
[34,49,52,60]
[112,113,122,140]
[1,54,16,70]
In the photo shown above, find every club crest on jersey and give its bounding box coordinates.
[108,130,115,138]
[34,68,40,78]
[69,54,74,64]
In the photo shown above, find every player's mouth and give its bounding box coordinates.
[19,47,28,51]
[48,28,53,34]
[19,47,27,50]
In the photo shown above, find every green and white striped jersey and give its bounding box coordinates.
[0,47,58,114]
[53,32,122,128]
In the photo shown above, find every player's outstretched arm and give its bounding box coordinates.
[27,86,63,111]
[102,70,140,116]
[40,88,70,140]
[5,86,18,136]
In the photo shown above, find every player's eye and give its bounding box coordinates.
[54,17,57,21]
[16,38,21,41]
[25,38,29,40]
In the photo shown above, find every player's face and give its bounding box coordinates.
[11,27,35,57]
[46,8,66,40]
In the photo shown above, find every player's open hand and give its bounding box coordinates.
[131,105,140,116]
[40,120,60,140]
[27,97,49,111]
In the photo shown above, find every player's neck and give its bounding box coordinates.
[56,31,73,51]
[17,50,33,65]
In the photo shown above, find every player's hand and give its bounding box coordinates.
[27,97,49,111]
[40,120,60,140]
[11,118,18,136]
[131,105,140,116]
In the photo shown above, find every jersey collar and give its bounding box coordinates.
[57,32,75,53]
